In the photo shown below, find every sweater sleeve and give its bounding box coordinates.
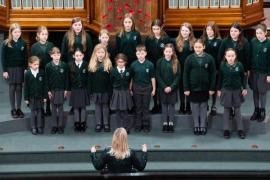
[23,41,28,70]
[243,40,250,72]
[209,55,216,91]
[217,40,226,64]
[61,33,68,63]
[217,63,223,90]
[24,73,29,101]
[183,56,191,91]
[240,63,247,90]
[85,33,93,62]
[155,59,166,90]
[90,150,108,171]
[131,150,147,171]
[1,42,7,72]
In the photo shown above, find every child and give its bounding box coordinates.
[145,19,171,114]
[68,49,90,132]
[156,43,181,132]
[249,23,270,122]
[1,23,27,119]
[31,26,54,116]
[24,56,46,135]
[99,29,115,65]
[174,22,196,114]
[110,53,133,133]
[115,13,142,66]
[130,44,156,132]
[184,39,216,135]
[61,17,93,63]
[88,44,112,132]
[201,21,222,115]
[45,47,69,134]
[217,48,247,139]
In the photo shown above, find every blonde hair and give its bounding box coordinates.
[99,29,109,41]
[175,22,196,53]
[5,23,21,47]
[36,26,48,41]
[164,43,179,74]
[88,43,112,72]
[109,128,130,160]
[28,56,40,64]
[118,13,136,38]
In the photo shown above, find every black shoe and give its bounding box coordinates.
[95,124,102,132]
[104,124,111,132]
[81,122,87,132]
[223,130,231,139]
[74,122,80,132]
[210,107,217,116]
[16,109,24,118]
[162,124,168,132]
[168,124,174,132]
[69,107,74,115]
[151,105,160,114]
[37,128,44,134]
[51,127,58,134]
[238,130,246,139]
[258,108,266,122]
[193,127,200,135]
[58,127,64,134]
[31,128,38,135]
[179,104,186,114]
[250,107,260,121]
[200,127,207,135]
[11,109,18,118]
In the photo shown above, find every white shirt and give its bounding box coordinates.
[30,69,39,78]
[117,67,125,73]
[75,61,82,68]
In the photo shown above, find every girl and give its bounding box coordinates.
[217,48,247,139]
[1,23,27,119]
[174,22,196,114]
[31,26,54,116]
[156,43,181,132]
[88,44,112,132]
[201,21,222,115]
[68,49,90,132]
[91,128,147,173]
[183,39,216,135]
[99,29,115,65]
[145,19,171,114]
[45,47,69,134]
[61,17,93,63]
[249,23,270,122]
[24,56,46,135]
[115,13,142,66]
[110,53,133,133]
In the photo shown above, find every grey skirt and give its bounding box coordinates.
[220,89,244,108]
[51,90,65,105]
[7,67,24,84]
[69,88,90,108]
[29,98,43,110]
[249,71,270,93]
[110,90,133,110]
[160,90,178,104]
[92,93,110,104]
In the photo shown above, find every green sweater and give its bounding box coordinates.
[24,69,46,100]
[88,63,111,94]
[90,148,147,173]
[250,37,270,75]
[61,32,93,62]
[204,38,222,71]
[1,38,28,72]
[110,67,131,90]
[130,59,155,87]
[218,61,246,90]
[218,37,250,72]
[115,31,142,65]
[45,61,69,91]
[68,61,88,90]
[31,41,54,70]
[156,58,181,91]
[183,53,216,91]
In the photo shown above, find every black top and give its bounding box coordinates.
[90,148,147,173]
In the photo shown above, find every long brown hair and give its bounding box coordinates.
[67,17,87,52]
[201,21,221,42]
[229,22,244,49]
[175,22,196,53]
[118,13,136,38]
[149,19,167,39]
[164,43,179,74]
[109,128,130,160]
[5,23,21,47]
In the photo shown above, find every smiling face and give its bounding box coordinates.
[180,26,190,40]
[96,48,106,62]
[230,27,240,41]
[12,28,21,41]
[206,26,214,39]
[164,47,173,60]
[256,28,267,42]
[225,50,236,65]
[29,61,40,71]
[116,58,126,69]
[123,17,133,32]
[99,33,109,45]
[152,25,161,38]
[72,21,83,34]
[136,50,147,62]
[38,29,48,44]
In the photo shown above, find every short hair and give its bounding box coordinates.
[115,53,127,63]
[28,56,40,64]
[136,44,146,52]
[256,23,267,33]
[50,47,61,55]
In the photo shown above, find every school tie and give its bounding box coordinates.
[120,69,124,77]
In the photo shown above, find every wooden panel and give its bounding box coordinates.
[0,6,7,29]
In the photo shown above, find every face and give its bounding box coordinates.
[136,50,147,61]
[12,28,21,41]
[51,53,61,63]
[225,50,236,65]
[38,30,48,43]
[99,33,109,45]
[152,25,161,37]
[194,42,205,56]
[164,47,173,60]
[123,17,133,32]
[116,58,126,69]
[206,26,214,39]
[256,28,267,42]
[230,27,240,40]
[96,48,106,62]
[74,51,84,62]
[72,21,83,34]
[180,26,190,40]
[29,61,40,71]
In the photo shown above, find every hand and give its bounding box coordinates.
[48,91,53,100]
[25,100,29,105]
[43,99,47,103]
[184,91,190,96]
[64,91,68,98]
[267,76,270,83]
[142,144,147,152]
[3,72,9,80]
[209,91,215,96]
[151,90,155,96]
[217,91,221,97]
[164,87,172,93]
[91,146,97,153]
[242,89,247,96]
[129,89,133,96]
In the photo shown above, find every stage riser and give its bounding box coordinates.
[0,113,268,134]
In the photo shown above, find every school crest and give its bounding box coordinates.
[125,72,130,76]
[39,76,43,81]
[133,36,137,41]
[146,68,149,73]
[21,46,24,51]
[60,68,64,73]
[213,42,217,47]
[235,67,239,72]
[205,63,208,68]
[160,43,165,48]
[83,69,86,73]
[263,48,267,53]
